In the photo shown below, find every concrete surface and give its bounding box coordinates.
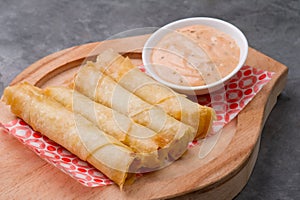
[0,0,299,199]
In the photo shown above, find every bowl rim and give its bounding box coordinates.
[142,17,248,92]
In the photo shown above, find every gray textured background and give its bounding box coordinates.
[0,0,299,199]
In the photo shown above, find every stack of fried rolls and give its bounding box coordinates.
[2,50,215,188]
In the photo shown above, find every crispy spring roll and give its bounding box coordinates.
[3,83,136,187]
[73,63,195,155]
[95,49,215,138]
[44,86,159,154]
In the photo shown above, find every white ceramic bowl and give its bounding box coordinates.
[142,17,248,95]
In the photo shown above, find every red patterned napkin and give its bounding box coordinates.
[1,65,274,187]
[198,66,273,133]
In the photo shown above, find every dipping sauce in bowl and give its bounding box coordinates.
[143,17,248,95]
[151,25,240,86]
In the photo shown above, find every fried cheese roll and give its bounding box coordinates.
[95,49,215,138]
[3,83,135,187]
[73,63,195,162]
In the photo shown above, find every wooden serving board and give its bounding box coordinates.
[0,35,287,200]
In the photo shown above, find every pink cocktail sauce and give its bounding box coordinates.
[151,25,240,86]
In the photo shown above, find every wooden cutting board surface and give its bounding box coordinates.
[0,35,287,200]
